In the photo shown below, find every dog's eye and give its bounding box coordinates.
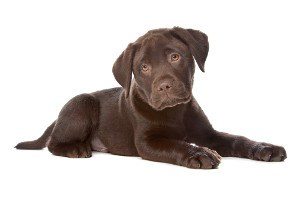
[170,53,180,62]
[141,64,149,72]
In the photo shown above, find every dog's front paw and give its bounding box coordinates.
[183,147,221,169]
[252,143,287,162]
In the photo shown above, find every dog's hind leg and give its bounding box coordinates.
[47,94,99,158]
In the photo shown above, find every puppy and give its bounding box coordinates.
[16,27,287,169]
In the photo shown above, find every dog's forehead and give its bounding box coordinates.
[136,30,188,59]
[141,33,170,51]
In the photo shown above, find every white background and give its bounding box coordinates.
[0,0,299,199]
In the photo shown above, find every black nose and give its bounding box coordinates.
[158,81,172,92]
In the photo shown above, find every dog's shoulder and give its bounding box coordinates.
[90,87,123,99]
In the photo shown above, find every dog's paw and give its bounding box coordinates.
[49,141,92,158]
[183,147,221,169]
[252,142,287,162]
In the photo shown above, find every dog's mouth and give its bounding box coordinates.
[150,93,192,111]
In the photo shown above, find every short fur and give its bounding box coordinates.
[16,27,287,169]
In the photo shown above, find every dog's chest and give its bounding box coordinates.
[146,120,187,140]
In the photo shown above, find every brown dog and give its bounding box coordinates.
[16,27,287,169]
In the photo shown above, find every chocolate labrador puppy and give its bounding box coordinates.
[16,27,287,169]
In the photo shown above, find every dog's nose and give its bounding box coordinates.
[158,82,172,92]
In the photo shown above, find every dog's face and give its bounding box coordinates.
[113,27,209,110]
[132,32,194,110]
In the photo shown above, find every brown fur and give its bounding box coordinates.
[16,27,287,169]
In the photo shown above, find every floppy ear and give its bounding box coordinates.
[171,27,209,72]
[112,43,136,98]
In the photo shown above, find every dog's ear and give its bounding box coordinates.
[113,43,137,97]
[171,27,209,72]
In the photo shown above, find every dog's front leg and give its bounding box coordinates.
[186,107,287,161]
[190,130,287,161]
[135,133,221,169]
[211,132,286,161]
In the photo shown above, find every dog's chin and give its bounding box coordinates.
[150,95,192,111]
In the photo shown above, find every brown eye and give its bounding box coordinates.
[171,53,180,62]
[141,64,149,71]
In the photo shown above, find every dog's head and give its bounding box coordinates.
[113,27,209,110]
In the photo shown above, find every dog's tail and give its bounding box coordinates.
[15,121,55,150]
